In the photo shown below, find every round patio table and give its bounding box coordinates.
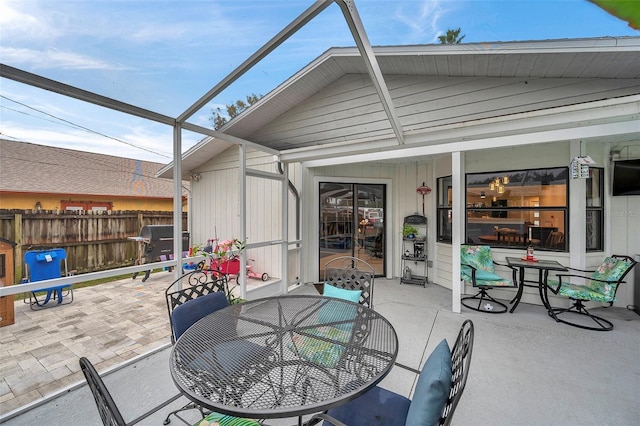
[169,295,398,421]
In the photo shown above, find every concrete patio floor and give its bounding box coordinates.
[1,271,639,425]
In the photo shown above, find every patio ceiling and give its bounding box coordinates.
[158,36,640,176]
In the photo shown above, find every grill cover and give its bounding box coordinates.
[139,225,189,262]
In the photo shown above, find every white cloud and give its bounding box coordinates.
[393,0,448,43]
[0,0,59,41]
[0,47,130,70]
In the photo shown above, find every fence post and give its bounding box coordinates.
[14,213,22,285]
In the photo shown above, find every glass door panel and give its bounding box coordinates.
[319,183,385,279]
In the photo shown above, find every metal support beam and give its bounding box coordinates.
[334,0,405,145]
[177,0,333,123]
[172,124,184,284]
[0,64,175,126]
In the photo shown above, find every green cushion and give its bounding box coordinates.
[195,411,260,425]
[461,266,503,281]
[405,339,452,426]
[287,325,351,368]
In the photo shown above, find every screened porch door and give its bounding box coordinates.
[319,182,385,278]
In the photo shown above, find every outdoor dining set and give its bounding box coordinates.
[460,244,637,331]
[79,256,475,426]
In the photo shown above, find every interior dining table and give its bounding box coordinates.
[169,295,399,425]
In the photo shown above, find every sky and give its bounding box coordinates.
[1,0,638,164]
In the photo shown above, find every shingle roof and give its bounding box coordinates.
[0,139,184,198]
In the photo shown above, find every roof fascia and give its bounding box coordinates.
[335,0,404,144]
[177,0,334,123]
[0,64,175,126]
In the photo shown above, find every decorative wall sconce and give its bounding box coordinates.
[191,173,201,182]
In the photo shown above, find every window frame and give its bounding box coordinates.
[464,167,569,252]
[586,167,604,252]
[436,175,452,243]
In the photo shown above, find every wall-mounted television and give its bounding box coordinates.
[612,159,640,196]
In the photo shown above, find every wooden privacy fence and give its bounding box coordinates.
[0,210,188,285]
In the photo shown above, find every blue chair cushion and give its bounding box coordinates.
[322,283,361,303]
[172,292,229,340]
[405,339,452,426]
[324,384,411,425]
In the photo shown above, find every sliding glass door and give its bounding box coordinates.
[319,182,385,278]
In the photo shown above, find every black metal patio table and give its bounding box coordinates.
[169,295,398,423]
[506,257,567,313]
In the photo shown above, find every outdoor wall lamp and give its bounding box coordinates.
[191,173,201,182]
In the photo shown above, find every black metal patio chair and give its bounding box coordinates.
[323,256,375,308]
[307,319,474,426]
[165,267,227,343]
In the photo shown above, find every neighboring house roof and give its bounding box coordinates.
[0,139,186,198]
[158,36,640,178]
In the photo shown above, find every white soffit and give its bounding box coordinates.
[285,95,640,165]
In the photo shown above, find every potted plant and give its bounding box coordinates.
[192,237,247,305]
[403,224,418,238]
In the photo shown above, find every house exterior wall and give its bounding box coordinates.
[297,139,639,308]
[192,139,638,308]
[189,146,301,284]
[195,70,639,307]
[0,192,177,212]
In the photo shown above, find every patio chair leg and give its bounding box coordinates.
[163,401,206,425]
[548,300,614,331]
[461,289,508,313]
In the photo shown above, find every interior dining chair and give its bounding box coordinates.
[545,231,565,249]
[307,319,474,426]
[460,245,517,313]
[544,255,637,331]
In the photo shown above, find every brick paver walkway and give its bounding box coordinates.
[0,271,175,415]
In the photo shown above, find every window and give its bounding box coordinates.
[436,176,452,242]
[465,167,568,251]
[586,167,604,251]
[61,200,113,211]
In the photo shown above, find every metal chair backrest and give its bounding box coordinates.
[588,255,637,302]
[324,256,375,308]
[165,269,227,343]
[79,357,128,426]
[440,319,474,426]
